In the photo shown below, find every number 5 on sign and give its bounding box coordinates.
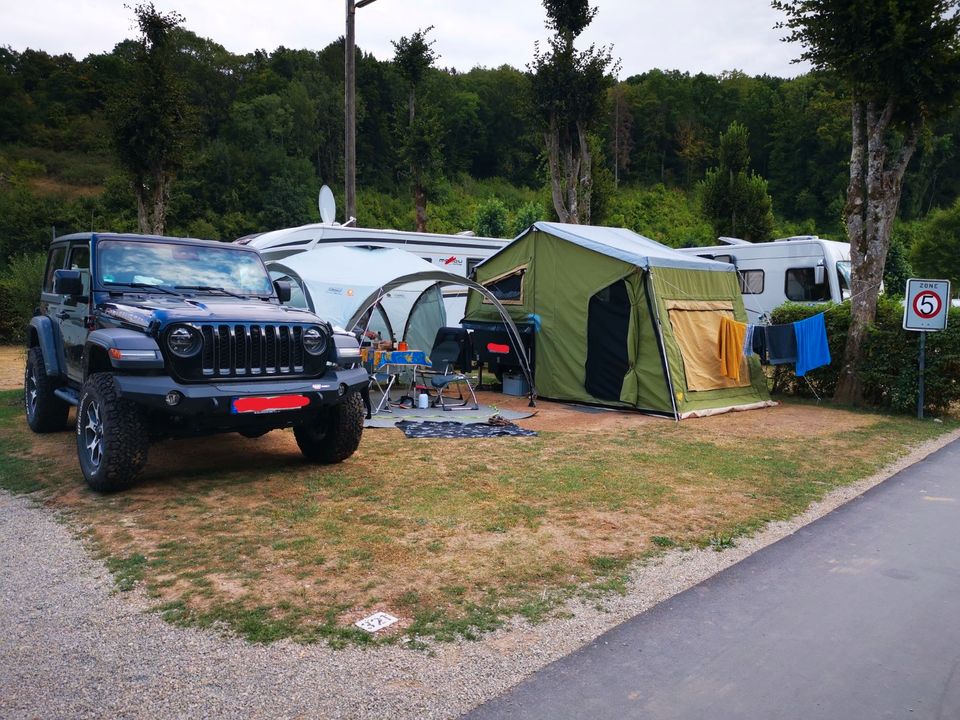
[903,279,951,331]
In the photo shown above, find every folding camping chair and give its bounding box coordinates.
[418,327,479,411]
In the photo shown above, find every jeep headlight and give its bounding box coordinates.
[302,326,327,356]
[167,325,201,358]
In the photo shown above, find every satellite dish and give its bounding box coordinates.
[318,185,336,224]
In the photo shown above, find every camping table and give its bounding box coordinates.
[362,349,429,414]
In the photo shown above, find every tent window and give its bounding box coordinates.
[482,264,527,305]
[584,280,631,401]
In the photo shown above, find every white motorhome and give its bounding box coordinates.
[238,223,509,324]
[676,236,851,324]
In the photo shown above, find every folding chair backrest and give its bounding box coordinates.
[429,327,472,372]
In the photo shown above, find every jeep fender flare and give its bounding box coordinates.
[28,316,62,377]
[85,328,165,376]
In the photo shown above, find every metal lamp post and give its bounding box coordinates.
[345,0,378,226]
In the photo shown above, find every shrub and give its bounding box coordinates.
[770,297,960,414]
[512,200,543,236]
[0,252,47,343]
[473,197,509,238]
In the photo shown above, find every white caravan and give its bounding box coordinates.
[676,236,852,324]
[239,224,508,325]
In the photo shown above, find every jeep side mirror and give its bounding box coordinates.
[53,269,84,296]
[273,279,292,303]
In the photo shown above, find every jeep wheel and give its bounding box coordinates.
[24,346,69,433]
[294,391,364,464]
[76,373,149,492]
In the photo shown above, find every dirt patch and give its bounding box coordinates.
[0,346,25,391]
[477,389,873,438]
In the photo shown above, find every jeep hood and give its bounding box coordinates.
[99,296,325,327]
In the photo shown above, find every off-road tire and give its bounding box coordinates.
[294,391,364,464]
[76,373,149,492]
[24,346,69,433]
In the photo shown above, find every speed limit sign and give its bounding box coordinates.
[904,279,951,331]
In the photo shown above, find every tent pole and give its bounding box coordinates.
[646,269,680,422]
[344,272,537,406]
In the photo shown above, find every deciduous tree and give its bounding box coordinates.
[773,0,960,404]
[109,3,193,234]
[530,0,617,223]
[393,27,440,232]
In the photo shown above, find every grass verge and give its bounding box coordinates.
[0,389,955,647]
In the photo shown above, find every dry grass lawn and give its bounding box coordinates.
[0,344,954,645]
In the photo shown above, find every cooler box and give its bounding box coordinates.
[502,372,529,396]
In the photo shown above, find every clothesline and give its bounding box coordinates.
[652,268,882,326]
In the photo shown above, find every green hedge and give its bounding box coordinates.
[769,297,960,414]
[0,253,46,343]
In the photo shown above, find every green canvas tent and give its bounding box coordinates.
[463,222,773,419]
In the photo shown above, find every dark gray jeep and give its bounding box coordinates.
[25,232,369,492]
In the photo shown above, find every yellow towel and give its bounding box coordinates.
[718,316,747,382]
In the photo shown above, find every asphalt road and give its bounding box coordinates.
[465,439,960,720]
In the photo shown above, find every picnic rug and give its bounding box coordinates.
[364,404,533,429]
[395,420,538,439]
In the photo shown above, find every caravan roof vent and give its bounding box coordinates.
[782,235,820,242]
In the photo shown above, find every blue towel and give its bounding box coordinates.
[765,324,797,365]
[794,313,831,377]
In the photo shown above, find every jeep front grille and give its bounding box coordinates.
[197,324,306,377]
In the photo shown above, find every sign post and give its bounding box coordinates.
[903,278,951,419]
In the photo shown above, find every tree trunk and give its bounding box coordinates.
[834,98,920,404]
[576,121,592,224]
[544,116,573,223]
[135,171,172,235]
[413,175,427,232]
[545,115,592,224]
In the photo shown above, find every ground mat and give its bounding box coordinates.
[395,420,538,439]
[364,404,533,429]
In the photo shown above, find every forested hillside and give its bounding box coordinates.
[3,26,960,266]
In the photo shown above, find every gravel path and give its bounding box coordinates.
[2,428,958,720]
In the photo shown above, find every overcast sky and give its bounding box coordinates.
[4,0,810,78]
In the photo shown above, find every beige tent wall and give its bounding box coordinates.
[651,266,769,415]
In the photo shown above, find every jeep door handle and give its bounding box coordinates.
[55,311,69,320]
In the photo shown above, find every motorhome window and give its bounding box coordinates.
[836,261,852,300]
[739,270,764,294]
[420,256,433,263]
[43,246,67,292]
[482,265,527,305]
[466,257,484,277]
[713,254,734,265]
[785,267,830,302]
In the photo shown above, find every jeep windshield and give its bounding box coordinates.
[97,240,274,297]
